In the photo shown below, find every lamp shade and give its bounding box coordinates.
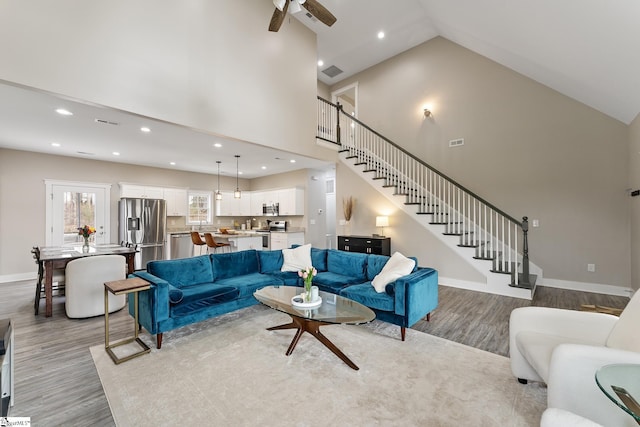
[376,216,389,227]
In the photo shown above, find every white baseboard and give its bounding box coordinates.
[541,278,634,297]
[0,272,37,283]
[439,277,532,300]
[439,276,634,299]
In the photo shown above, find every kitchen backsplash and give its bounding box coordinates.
[166,215,304,232]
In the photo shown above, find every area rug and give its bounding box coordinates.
[90,305,546,426]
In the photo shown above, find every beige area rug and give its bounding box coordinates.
[91,305,546,426]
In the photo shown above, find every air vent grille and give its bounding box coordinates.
[94,118,119,126]
[322,65,343,78]
[449,138,464,148]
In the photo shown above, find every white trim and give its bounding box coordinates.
[315,138,340,151]
[331,82,359,118]
[0,272,37,283]
[44,179,112,246]
[541,278,633,297]
[439,277,532,300]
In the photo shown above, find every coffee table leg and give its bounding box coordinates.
[267,316,360,370]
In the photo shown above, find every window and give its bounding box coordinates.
[188,191,213,225]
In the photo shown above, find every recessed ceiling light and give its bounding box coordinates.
[377,31,385,39]
[317,60,324,67]
[214,143,222,148]
[169,161,176,166]
[55,108,73,116]
[140,127,151,133]
[239,171,243,175]
[112,151,120,156]
[261,166,267,170]
[51,142,61,147]
[290,159,296,163]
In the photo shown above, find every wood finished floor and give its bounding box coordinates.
[0,279,630,426]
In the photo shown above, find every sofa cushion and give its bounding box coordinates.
[211,250,259,280]
[311,248,328,272]
[326,250,368,281]
[606,290,640,352]
[281,244,313,272]
[147,255,213,288]
[340,283,394,312]
[366,254,390,280]
[263,271,301,286]
[313,271,364,293]
[258,250,284,273]
[371,252,416,293]
[215,273,284,298]
[170,286,239,317]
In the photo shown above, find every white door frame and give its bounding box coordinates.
[331,81,359,118]
[44,179,112,246]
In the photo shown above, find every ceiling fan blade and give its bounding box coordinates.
[268,1,289,32]
[302,0,337,27]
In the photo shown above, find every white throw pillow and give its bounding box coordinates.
[281,244,313,272]
[371,252,416,293]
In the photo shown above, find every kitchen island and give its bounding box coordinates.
[166,230,264,258]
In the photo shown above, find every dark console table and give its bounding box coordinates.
[338,235,391,256]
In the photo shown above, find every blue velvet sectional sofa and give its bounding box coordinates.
[129,248,438,348]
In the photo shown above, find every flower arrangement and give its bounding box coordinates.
[298,266,317,302]
[77,225,97,238]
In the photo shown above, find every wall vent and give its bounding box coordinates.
[94,118,119,126]
[449,138,464,147]
[322,65,343,78]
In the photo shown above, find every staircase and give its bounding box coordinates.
[317,96,540,299]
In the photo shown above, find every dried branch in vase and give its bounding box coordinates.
[343,196,354,222]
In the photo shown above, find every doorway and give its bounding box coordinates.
[45,180,111,246]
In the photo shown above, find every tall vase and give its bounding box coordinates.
[304,279,312,302]
[83,236,90,252]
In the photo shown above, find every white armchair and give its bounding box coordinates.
[65,255,127,318]
[509,291,640,427]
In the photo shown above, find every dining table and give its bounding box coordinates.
[38,244,138,317]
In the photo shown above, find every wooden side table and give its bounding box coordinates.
[104,277,151,364]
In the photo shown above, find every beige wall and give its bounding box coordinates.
[331,37,631,289]
[0,0,332,163]
[0,148,252,278]
[630,113,640,291]
[336,163,484,282]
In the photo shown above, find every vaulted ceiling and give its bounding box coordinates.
[302,0,640,125]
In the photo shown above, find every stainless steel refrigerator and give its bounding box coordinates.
[119,198,166,270]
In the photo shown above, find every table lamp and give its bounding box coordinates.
[375,216,389,237]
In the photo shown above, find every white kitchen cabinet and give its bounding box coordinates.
[120,184,164,199]
[216,191,251,217]
[163,188,188,216]
[277,188,304,216]
[250,191,265,216]
[270,232,305,250]
[228,236,262,251]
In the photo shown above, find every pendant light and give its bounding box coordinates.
[215,161,222,200]
[234,155,241,199]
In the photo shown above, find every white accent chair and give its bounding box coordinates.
[65,255,127,319]
[540,408,603,427]
[510,291,640,427]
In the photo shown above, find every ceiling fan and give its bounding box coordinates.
[269,0,337,32]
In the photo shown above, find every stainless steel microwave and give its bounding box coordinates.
[262,203,279,216]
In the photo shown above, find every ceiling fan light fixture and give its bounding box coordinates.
[273,0,286,11]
